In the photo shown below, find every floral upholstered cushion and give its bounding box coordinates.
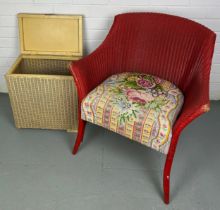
[81,72,184,154]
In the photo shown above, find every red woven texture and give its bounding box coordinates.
[70,12,216,139]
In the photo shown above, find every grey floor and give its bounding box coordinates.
[0,93,220,210]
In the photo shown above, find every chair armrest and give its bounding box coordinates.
[69,17,121,102]
[70,48,112,103]
[173,77,210,136]
[69,58,91,102]
[173,33,216,136]
[69,20,119,102]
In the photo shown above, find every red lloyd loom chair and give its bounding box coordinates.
[70,13,216,204]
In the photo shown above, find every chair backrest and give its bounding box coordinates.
[101,13,216,92]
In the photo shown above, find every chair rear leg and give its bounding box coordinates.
[72,119,86,155]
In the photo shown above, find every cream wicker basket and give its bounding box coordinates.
[5,13,83,132]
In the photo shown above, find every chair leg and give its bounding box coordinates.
[163,157,171,204]
[72,119,86,155]
[163,143,176,204]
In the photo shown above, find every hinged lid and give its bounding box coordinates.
[18,13,83,56]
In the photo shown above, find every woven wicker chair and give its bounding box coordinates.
[70,13,216,204]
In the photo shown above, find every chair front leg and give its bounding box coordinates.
[163,153,174,204]
[163,134,179,204]
[72,118,86,155]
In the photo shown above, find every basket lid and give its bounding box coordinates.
[18,13,83,56]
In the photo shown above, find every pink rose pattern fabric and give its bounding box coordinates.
[81,72,184,154]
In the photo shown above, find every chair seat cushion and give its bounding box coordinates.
[81,72,184,154]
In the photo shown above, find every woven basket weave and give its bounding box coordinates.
[6,57,78,132]
[5,13,83,132]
